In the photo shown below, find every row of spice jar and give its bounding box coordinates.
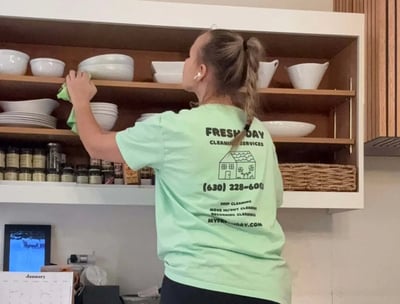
[0,165,155,185]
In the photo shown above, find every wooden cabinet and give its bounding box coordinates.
[335,0,400,155]
[0,1,365,209]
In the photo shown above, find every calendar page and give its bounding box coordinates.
[0,272,73,304]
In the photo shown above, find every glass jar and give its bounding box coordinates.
[33,148,46,169]
[140,166,153,185]
[101,159,113,170]
[61,166,75,183]
[0,168,4,180]
[32,169,46,182]
[90,158,101,167]
[5,167,18,181]
[46,169,60,182]
[113,162,123,176]
[102,169,114,184]
[114,174,124,185]
[76,166,89,184]
[18,168,32,181]
[20,147,33,168]
[47,142,61,172]
[89,168,102,184]
[6,146,19,168]
[0,147,5,169]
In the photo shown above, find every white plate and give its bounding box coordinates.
[262,121,316,137]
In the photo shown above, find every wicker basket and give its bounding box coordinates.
[279,163,357,192]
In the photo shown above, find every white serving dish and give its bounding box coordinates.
[78,63,134,81]
[286,62,329,89]
[262,120,316,137]
[153,73,182,84]
[151,61,184,74]
[30,57,65,77]
[79,54,134,66]
[0,49,30,75]
[257,59,279,88]
[0,98,59,115]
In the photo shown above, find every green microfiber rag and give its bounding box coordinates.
[57,83,78,133]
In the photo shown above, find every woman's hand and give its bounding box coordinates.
[65,70,97,107]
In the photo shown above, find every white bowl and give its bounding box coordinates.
[30,58,65,77]
[286,62,329,89]
[93,112,118,131]
[151,61,184,74]
[0,49,30,75]
[90,102,118,110]
[78,63,134,81]
[262,121,316,137]
[0,98,59,115]
[153,73,182,84]
[257,60,279,88]
[79,54,133,66]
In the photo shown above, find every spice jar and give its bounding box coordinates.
[18,168,32,181]
[0,168,4,180]
[32,169,46,182]
[47,142,61,172]
[114,174,124,185]
[33,148,46,169]
[20,147,33,168]
[89,168,102,184]
[6,146,19,168]
[101,159,113,170]
[90,158,101,167]
[0,147,5,169]
[46,169,60,182]
[61,166,75,183]
[140,166,153,185]
[102,169,114,184]
[76,166,89,184]
[5,167,18,181]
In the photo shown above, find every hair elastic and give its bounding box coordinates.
[244,123,250,131]
[243,39,248,51]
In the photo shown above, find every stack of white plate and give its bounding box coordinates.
[78,54,134,81]
[91,102,118,131]
[0,98,59,128]
[136,112,160,122]
[151,61,184,84]
[0,111,57,128]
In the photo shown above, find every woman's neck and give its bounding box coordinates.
[200,95,233,106]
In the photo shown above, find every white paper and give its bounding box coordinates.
[0,271,73,304]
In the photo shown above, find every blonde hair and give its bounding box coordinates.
[198,29,265,147]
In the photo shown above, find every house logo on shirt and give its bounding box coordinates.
[218,151,256,180]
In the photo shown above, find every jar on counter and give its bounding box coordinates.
[61,166,75,183]
[18,168,32,181]
[6,146,19,168]
[114,174,124,185]
[89,168,102,184]
[140,166,153,185]
[32,169,46,182]
[0,168,4,180]
[90,158,101,167]
[76,166,89,184]
[46,169,60,182]
[47,142,61,172]
[33,148,46,169]
[113,162,123,177]
[101,159,113,170]
[0,147,5,169]
[5,167,18,181]
[20,147,33,168]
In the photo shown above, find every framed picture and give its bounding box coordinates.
[3,224,51,272]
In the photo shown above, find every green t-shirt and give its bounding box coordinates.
[116,104,291,304]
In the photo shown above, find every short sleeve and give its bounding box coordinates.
[115,115,164,170]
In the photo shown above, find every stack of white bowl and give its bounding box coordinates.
[136,112,160,122]
[78,54,134,81]
[90,102,118,131]
[151,61,184,84]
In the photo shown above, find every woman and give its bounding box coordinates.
[66,29,291,304]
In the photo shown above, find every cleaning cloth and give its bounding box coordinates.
[57,83,78,133]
